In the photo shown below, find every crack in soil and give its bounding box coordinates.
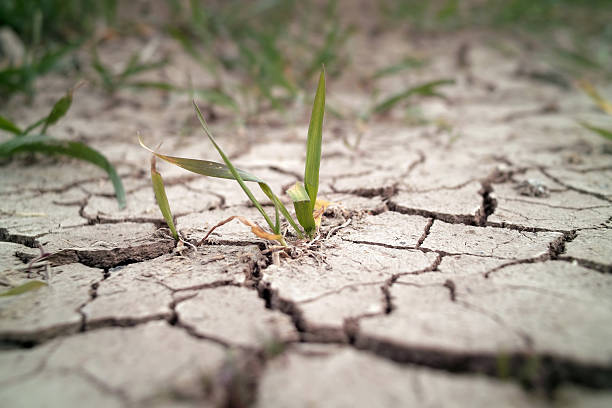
[401,150,426,178]
[416,218,434,248]
[352,328,612,394]
[0,227,44,248]
[482,232,574,278]
[456,298,535,349]
[540,167,612,204]
[256,264,612,397]
[556,257,612,274]
[331,181,398,199]
[386,201,481,225]
[499,196,611,211]
[340,236,517,260]
[15,237,176,269]
[241,238,612,399]
[2,178,609,406]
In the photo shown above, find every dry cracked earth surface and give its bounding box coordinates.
[1,28,612,408]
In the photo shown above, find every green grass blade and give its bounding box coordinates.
[0,135,126,209]
[258,182,304,238]
[128,82,238,111]
[91,47,115,92]
[41,88,74,134]
[579,121,612,141]
[150,158,178,240]
[0,281,47,297]
[287,182,315,237]
[22,117,47,136]
[578,80,612,115]
[0,115,22,135]
[139,135,262,182]
[191,89,238,111]
[372,79,455,115]
[192,101,276,232]
[373,56,426,79]
[304,68,326,213]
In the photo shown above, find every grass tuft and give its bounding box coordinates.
[139,68,328,244]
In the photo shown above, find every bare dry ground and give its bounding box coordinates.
[1,24,612,408]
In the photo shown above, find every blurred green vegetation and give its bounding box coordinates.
[380,0,612,36]
[167,0,352,117]
[0,0,116,44]
[1,0,611,105]
[381,0,612,77]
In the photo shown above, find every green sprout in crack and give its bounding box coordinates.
[140,68,327,246]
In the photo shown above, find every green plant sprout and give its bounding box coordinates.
[150,155,178,240]
[0,83,126,208]
[140,69,327,246]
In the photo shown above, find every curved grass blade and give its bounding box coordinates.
[579,121,612,141]
[41,87,74,134]
[578,80,612,115]
[24,83,81,136]
[150,156,178,240]
[0,281,47,297]
[139,134,304,240]
[373,56,426,79]
[139,135,262,182]
[304,69,326,213]
[372,79,455,115]
[258,182,304,238]
[0,115,22,135]
[0,135,126,209]
[22,117,46,136]
[128,82,238,111]
[192,101,277,233]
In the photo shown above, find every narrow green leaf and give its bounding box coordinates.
[22,117,46,136]
[579,121,612,141]
[258,182,304,238]
[0,281,47,297]
[304,69,326,213]
[120,57,168,80]
[190,89,238,111]
[128,82,238,111]
[372,79,455,115]
[151,158,178,240]
[287,182,316,236]
[0,115,22,135]
[578,80,612,115]
[192,101,277,233]
[373,56,426,79]
[42,88,74,134]
[139,135,262,182]
[92,47,114,92]
[0,135,126,209]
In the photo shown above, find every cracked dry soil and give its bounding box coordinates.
[2,29,612,408]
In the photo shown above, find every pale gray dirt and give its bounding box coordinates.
[1,22,612,408]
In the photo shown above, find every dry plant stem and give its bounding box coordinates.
[198,216,287,247]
